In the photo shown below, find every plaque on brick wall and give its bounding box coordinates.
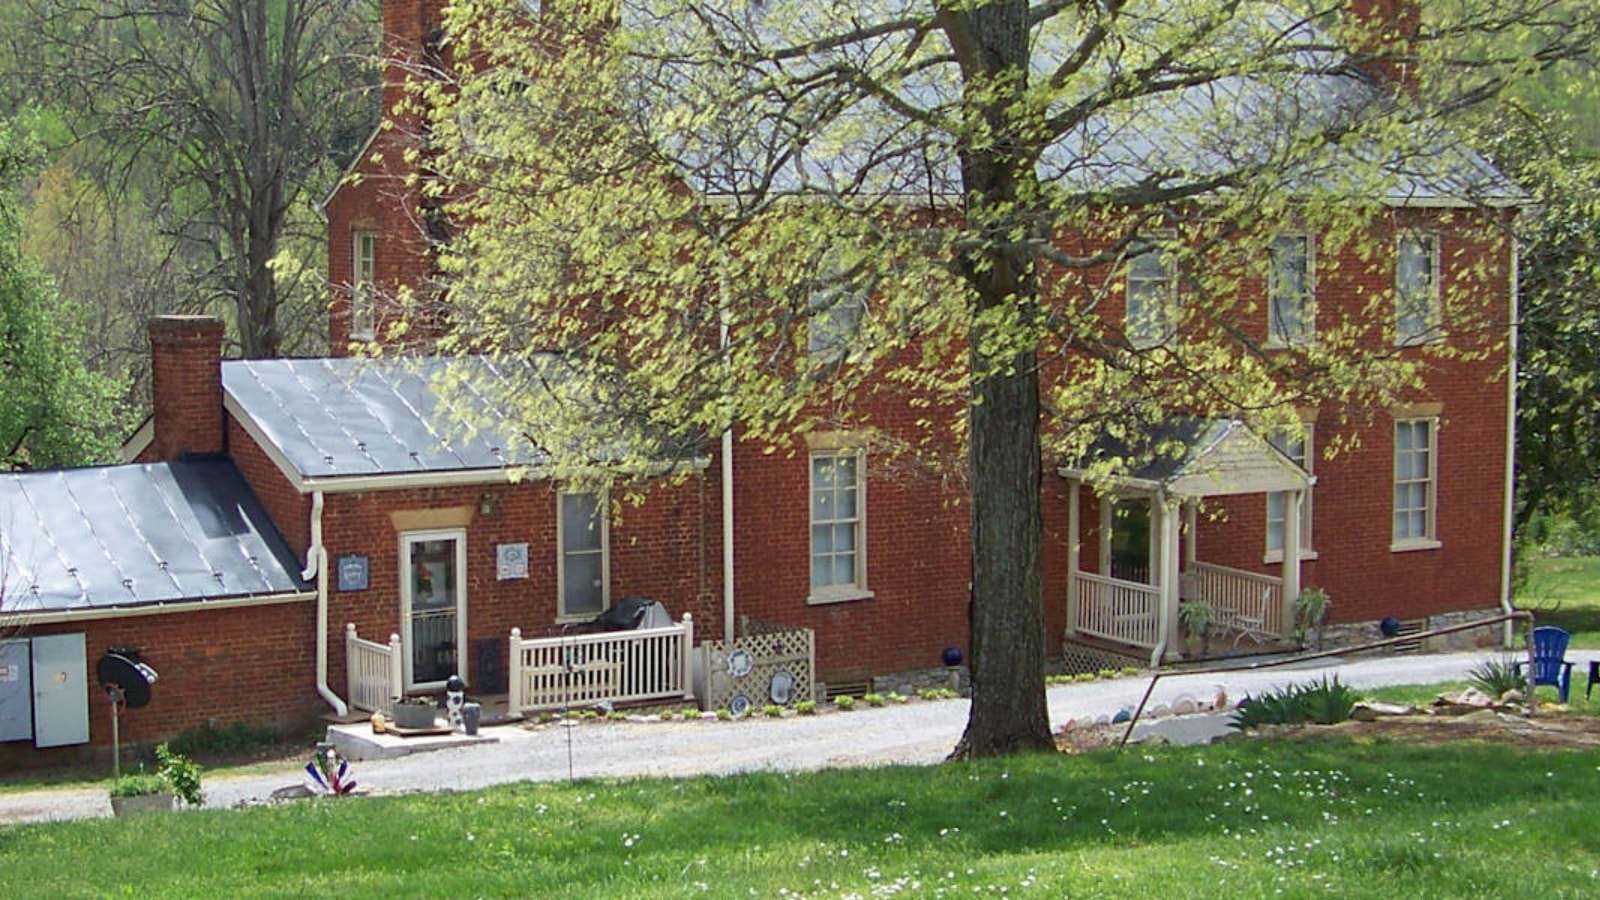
[496,543,529,581]
[336,554,369,592]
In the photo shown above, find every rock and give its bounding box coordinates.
[1214,686,1229,710]
[269,784,314,802]
[1433,688,1496,715]
[1499,689,1525,705]
[1112,707,1132,724]
[1094,714,1111,726]
[1139,733,1170,746]
[1149,704,1171,719]
[1058,718,1077,733]
[1351,701,1418,721]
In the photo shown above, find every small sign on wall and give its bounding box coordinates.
[336,554,369,592]
[496,543,529,581]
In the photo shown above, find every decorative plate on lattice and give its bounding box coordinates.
[769,670,795,704]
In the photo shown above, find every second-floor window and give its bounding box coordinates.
[807,283,866,357]
[352,231,377,341]
[1268,234,1314,346]
[1396,233,1440,345]
[1266,425,1314,560]
[1125,243,1176,349]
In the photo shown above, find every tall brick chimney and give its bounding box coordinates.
[1347,0,1421,93]
[148,315,226,460]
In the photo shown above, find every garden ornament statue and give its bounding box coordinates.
[446,675,467,731]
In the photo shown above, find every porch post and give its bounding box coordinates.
[1184,500,1197,569]
[1282,489,1302,640]
[1066,477,1080,636]
[508,628,523,714]
[387,633,403,708]
[1159,494,1183,661]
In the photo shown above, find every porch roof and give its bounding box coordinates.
[1058,418,1311,498]
[0,460,308,614]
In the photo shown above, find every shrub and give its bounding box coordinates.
[762,704,784,718]
[109,772,167,798]
[1178,600,1212,639]
[606,711,628,721]
[1119,666,1142,676]
[155,744,204,807]
[888,692,908,704]
[1096,668,1118,680]
[1232,677,1356,730]
[1293,587,1331,646]
[862,693,885,707]
[658,709,677,721]
[832,696,855,711]
[167,721,279,758]
[796,700,817,715]
[1074,673,1097,683]
[1468,656,1525,698]
[917,688,957,701]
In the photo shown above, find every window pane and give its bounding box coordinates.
[834,455,856,485]
[833,523,856,552]
[833,552,856,587]
[561,493,602,552]
[563,552,604,615]
[812,524,832,553]
[811,555,833,588]
[1394,510,1409,539]
[1269,236,1311,341]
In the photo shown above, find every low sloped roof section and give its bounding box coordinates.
[0,460,308,614]
[223,356,549,480]
[1060,417,1311,498]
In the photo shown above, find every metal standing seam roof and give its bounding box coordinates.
[0,460,308,614]
[1064,417,1309,488]
[222,356,548,480]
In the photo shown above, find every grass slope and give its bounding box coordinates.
[2,737,1598,898]
[1523,556,1600,648]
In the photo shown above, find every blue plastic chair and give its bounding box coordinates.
[1512,626,1574,703]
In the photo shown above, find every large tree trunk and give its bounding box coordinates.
[947,0,1054,759]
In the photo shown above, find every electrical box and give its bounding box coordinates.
[0,639,31,743]
[30,633,89,748]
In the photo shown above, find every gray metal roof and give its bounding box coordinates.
[1072,418,1237,483]
[223,356,547,479]
[0,460,307,614]
[1065,417,1309,492]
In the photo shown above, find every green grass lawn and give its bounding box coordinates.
[3,737,1599,898]
[1522,555,1600,648]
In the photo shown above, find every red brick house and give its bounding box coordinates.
[0,0,1517,761]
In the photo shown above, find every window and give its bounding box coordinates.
[352,231,377,341]
[1396,233,1440,344]
[807,287,865,356]
[1268,234,1314,345]
[558,492,609,618]
[1266,425,1314,560]
[1392,418,1439,548]
[1125,243,1176,349]
[809,451,866,599]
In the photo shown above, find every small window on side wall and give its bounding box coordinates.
[1392,417,1439,549]
[352,231,377,341]
[1125,242,1176,349]
[807,284,866,357]
[1268,234,1314,346]
[809,450,865,599]
[1396,233,1440,345]
[559,492,609,618]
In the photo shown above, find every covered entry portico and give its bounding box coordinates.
[1060,419,1313,667]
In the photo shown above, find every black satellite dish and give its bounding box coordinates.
[98,651,158,708]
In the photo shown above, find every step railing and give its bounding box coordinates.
[1073,571,1162,649]
[508,614,694,714]
[345,624,403,716]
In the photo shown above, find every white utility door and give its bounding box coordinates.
[31,633,89,747]
[401,530,468,689]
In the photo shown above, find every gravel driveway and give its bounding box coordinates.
[0,648,1560,826]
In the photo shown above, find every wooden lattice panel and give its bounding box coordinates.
[699,628,815,713]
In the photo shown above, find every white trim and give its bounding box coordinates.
[556,490,611,621]
[399,528,469,690]
[1391,415,1441,547]
[224,392,313,491]
[807,448,868,600]
[119,416,154,463]
[0,591,313,626]
[1500,239,1519,643]
[1390,538,1443,553]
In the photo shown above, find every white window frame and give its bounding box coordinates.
[1267,233,1316,347]
[399,528,469,690]
[807,449,871,604]
[1124,240,1177,350]
[1265,424,1316,563]
[351,230,377,341]
[1391,416,1441,551]
[1395,232,1442,346]
[556,491,611,621]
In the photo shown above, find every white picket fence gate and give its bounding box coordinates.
[508,614,695,714]
[345,624,403,716]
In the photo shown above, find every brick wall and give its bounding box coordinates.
[148,315,225,460]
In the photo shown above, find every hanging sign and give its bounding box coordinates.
[336,554,369,592]
[496,543,530,581]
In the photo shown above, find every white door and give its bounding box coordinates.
[31,633,89,747]
[401,530,468,689]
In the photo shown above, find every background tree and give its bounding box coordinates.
[0,121,121,469]
[417,0,1596,756]
[17,0,380,360]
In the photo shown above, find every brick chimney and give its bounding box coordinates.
[1347,0,1421,93]
[148,315,225,460]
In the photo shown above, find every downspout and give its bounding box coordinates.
[302,490,348,716]
[719,268,737,647]
[1499,239,1520,646]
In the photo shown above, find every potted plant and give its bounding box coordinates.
[1178,600,1213,657]
[109,743,204,816]
[392,695,439,730]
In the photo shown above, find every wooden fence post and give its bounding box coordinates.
[508,628,523,714]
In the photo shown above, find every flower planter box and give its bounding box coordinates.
[391,702,439,730]
[111,792,176,817]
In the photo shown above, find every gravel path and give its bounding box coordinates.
[1,648,1566,826]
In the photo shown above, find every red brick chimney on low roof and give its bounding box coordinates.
[1347,0,1421,93]
[148,315,225,460]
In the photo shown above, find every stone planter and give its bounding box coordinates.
[111,792,176,817]
[391,701,438,730]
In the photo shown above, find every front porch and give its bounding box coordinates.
[1061,419,1312,667]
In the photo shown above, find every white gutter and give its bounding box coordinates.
[1500,239,1520,646]
[719,264,736,647]
[303,490,348,716]
[0,591,314,626]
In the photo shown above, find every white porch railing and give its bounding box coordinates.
[508,614,694,714]
[345,624,403,716]
[1073,571,1162,649]
[1182,562,1285,642]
